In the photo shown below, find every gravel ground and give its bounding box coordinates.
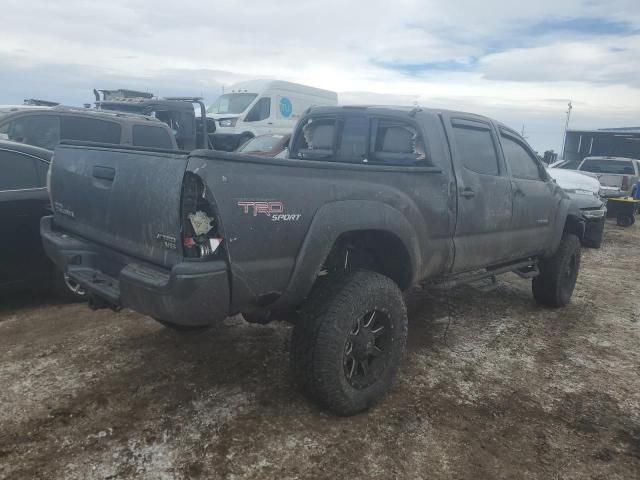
[1,220,639,479]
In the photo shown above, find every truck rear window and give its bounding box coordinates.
[580,159,634,175]
[132,125,174,149]
[293,115,429,166]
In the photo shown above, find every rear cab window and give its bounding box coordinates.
[580,158,635,175]
[132,124,174,149]
[292,117,338,160]
[292,113,431,166]
[0,113,122,149]
[60,116,121,144]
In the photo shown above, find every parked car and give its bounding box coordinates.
[208,80,337,151]
[556,156,640,198]
[0,105,178,151]
[547,167,606,248]
[42,106,584,415]
[0,140,84,299]
[0,106,181,298]
[237,133,291,157]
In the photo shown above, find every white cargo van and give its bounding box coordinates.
[207,80,338,150]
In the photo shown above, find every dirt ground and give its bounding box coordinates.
[1,220,639,480]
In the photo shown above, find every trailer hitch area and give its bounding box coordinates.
[87,294,122,312]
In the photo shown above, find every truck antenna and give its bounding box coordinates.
[560,100,573,157]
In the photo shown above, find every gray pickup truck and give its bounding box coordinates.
[42,106,584,415]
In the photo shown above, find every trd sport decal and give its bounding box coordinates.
[237,201,301,222]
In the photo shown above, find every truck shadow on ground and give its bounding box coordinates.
[0,290,61,320]
[3,271,639,478]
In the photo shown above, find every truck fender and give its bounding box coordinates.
[270,200,422,312]
[546,197,584,256]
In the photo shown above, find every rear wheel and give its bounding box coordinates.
[532,233,581,307]
[291,270,407,416]
[617,214,635,227]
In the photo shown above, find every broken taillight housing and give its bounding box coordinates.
[181,172,222,259]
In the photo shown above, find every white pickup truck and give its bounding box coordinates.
[556,156,640,198]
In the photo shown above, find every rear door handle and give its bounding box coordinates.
[460,188,475,198]
[92,166,116,181]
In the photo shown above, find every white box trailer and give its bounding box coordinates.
[207,79,338,150]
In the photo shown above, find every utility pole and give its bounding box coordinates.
[560,100,573,158]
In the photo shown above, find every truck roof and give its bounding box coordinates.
[227,79,337,99]
[306,104,509,126]
[583,156,638,161]
[0,105,166,124]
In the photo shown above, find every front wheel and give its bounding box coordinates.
[532,233,581,307]
[290,270,408,416]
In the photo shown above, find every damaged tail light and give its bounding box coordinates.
[181,172,222,259]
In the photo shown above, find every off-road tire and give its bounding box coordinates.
[532,233,581,307]
[290,270,408,416]
[582,235,603,249]
[51,268,86,302]
[617,214,635,227]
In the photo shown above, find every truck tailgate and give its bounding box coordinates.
[50,143,189,268]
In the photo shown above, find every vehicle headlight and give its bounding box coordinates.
[582,209,606,219]
[219,118,237,127]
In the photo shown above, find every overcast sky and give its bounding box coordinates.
[2,0,639,152]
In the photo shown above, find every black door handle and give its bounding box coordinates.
[460,188,475,198]
[92,166,115,181]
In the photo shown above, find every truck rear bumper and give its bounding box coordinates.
[40,216,229,326]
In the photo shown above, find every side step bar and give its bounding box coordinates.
[426,258,538,290]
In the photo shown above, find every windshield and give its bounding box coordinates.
[580,159,635,175]
[238,134,285,153]
[207,93,257,115]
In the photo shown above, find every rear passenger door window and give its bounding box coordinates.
[500,133,544,180]
[451,121,500,176]
[132,125,174,149]
[60,116,121,144]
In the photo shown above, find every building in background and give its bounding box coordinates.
[563,127,640,162]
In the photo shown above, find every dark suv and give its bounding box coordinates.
[0,105,177,151]
[0,106,177,300]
